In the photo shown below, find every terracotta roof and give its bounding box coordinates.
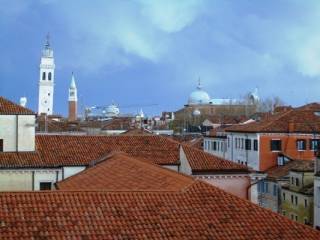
[0,135,180,168]
[267,160,314,180]
[0,96,34,115]
[205,115,249,124]
[182,144,248,173]
[121,128,153,135]
[226,108,320,133]
[101,117,133,130]
[56,152,193,191]
[0,181,319,239]
[184,137,203,150]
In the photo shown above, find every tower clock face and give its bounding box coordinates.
[41,99,49,107]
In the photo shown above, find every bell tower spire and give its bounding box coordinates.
[68,72,78,121]
[38,34,55,115]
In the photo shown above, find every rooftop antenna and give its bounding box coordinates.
[197,77,202,89]
[45,32,50,48]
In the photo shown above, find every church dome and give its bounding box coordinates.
[103,103,120,117]
[188,81,211,105]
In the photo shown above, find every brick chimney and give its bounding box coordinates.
[288,120,295,133]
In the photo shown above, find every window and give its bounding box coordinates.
[305,199,308,208]
[282,210,286,216]
[304,218,309,225]
[42,72,46,80]
[253,139,258,151]
[39,182,52,190]
[295,196,298,205]
[295,215,298,221]
[217,142,220,151]
[283,192,286,200]
[291,214,294,220]
[48,92,51,96]
[291,177,294,185]
[213,141,217,151]
[295,178,299,187]
[227,137,230,148]
[261,181,265,193]
[291,195,294,204]
[270,140,281,151]
[258,181,261,192]
[241,138,244,149]
[48,72,52,80]
[0,139,3,152]
[273,185,277,196]
[245,139,251,150]
[296,139,306,151]
[310,139,320,151]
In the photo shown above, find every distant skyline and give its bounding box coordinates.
[1,0,320,116]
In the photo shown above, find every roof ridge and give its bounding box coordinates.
[260,109,294,131]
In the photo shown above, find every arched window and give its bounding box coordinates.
[42,72,46,80]
[48,72,52,81]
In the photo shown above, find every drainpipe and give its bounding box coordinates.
[15,115,19,152]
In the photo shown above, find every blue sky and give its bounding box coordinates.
[1,0,320,116]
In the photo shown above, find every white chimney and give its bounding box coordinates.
[20,97,27,107]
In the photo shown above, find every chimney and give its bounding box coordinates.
[288,120,295,133]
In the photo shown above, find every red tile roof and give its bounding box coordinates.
[0,135,250,173]
[0,181,319,239]
[121,128,153,135]
[56,152,193,191]
[226,108,320,133]
[101,117,134,130]
[267,160,314,180]
[0,135,180,168]
[0,96,34,115]
[182,144,248,173]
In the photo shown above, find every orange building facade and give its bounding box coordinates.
[259,134,317,171]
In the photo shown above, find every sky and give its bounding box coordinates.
[1,0,320,116]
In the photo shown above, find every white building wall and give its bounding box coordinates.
[34,169,61,190]
[203,137,227,159]
[0,167,87,191]
[226,132,260,170]
[314,176,320,229]
[63,166,86,179]
[0,115,16,152]
[179,147,192,175]
[162,165,179,172]
[18,115,36,151]
[0,170,33,191]
[0,115,35,152]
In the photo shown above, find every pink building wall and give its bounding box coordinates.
[199,175,250,199]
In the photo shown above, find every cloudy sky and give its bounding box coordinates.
[1,0,320,116]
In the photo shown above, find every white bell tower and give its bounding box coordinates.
[38,34,55,115]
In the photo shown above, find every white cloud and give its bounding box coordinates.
[139,0,205,33]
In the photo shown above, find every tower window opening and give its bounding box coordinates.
[48,72,52,80]
[42,72,46,80]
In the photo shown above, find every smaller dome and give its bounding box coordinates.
[104,104,120,117]
[188,80,211,105]
[192,109,201,116]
